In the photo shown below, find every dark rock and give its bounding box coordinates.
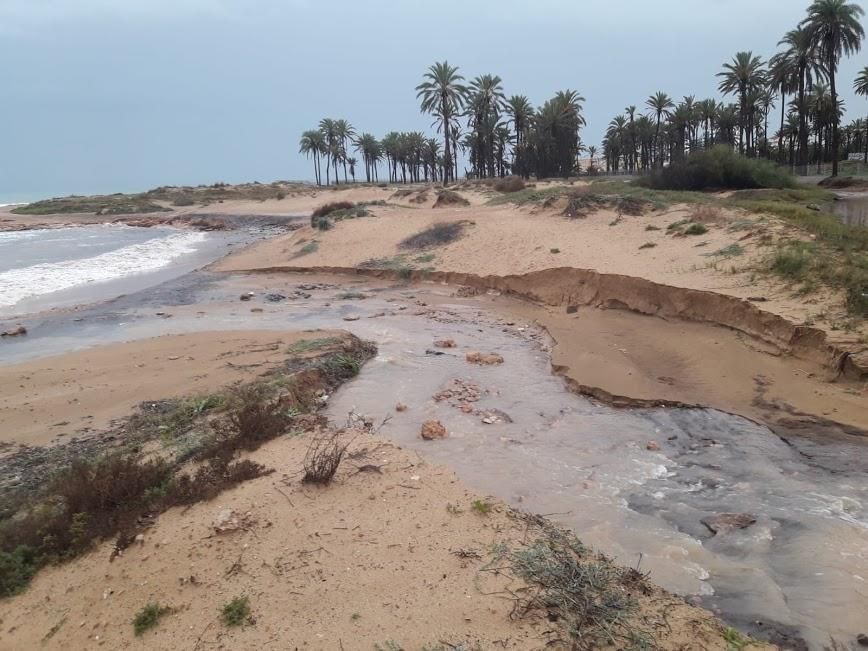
[239,293,253,301]
[702,513,756,535]
[1,325,27,337]
[566,305,579,314]
[857,633,868,647]
[265,293,286,302]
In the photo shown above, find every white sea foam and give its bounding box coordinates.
[0,231,207,307]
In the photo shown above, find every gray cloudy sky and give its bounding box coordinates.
[1,0,865,201]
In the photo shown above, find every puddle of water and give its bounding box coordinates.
[2,273,866,649]
[834,193,868,227]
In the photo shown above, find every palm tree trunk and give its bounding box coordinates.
[797,64,808,175]
[325,156,330,186]
[778,90,785,163]
[864,113,868,164]
[830,57,839,178]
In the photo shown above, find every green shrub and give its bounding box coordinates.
[172,195,195,207]
[640,146,795,191]
[133,603,170,636]
[221,595,252,627]
[846,280,868,316]
[399,222,465,249]
[314,217,333,231]
[771,243,813,279]
[684,223,708,235]
[493,176,526,193]
[0,546,38,597]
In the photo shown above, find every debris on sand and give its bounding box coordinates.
[701,513,756,535]
[239,292,254,301]
[433,379,483,406]
[434,339,456,348]
[466,351,504,365]
[420,420,447,440]
[480,409,513,425]
[342,315,360,322]
[212,509,257,534]
[395,403,408,412]
[264,293,286,302]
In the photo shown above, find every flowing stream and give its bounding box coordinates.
[834,192,868,228]
[2,272,866,650]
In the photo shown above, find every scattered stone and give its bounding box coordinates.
[250,308,264,313]
[420,420,447,440]
[480,409,513,425]
[646,441,660,451]
[466,351,504,365]
[1,325,27,337]
[265,293,286,302]
[747,296,768,302]
[239,292,254,301]
[434,339,456,348]
[342,315,360,322]
[434,379,484,407]
[566,305,579,314]
[701,513,756,535]
[395,403,408,412]
[425,349,446,356]
[212,508,256,534]
[856,633,868,647]
[806,203,821,211]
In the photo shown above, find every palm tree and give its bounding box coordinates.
[416,61,469,185]
[717,51,766,156]
[856,66,868,161]
[318,118,339,185]
[347,157,357,183]
[299,130,324,185]
[646,91,674,167]
[801,0,865,176]
[506,95,534,177]
[334,119,355,183]
[776,27,826,174]
[587,145,598,172]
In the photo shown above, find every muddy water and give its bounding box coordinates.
[834,192,868,227]
[3,273,866,649]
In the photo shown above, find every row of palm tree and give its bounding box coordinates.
[300,61,588,185]
[601,0,865,176]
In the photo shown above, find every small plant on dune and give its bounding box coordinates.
[302,430,353,485]
[314,217,333,231]
[722,626,748,650]
[470,499,492,515]
[707,243,744,258]
[0,546,38,597]
[221,595,252,627]
[433,190,469,208]
[172,194,195,207]
[493,176,526,193]
[133,602,171,636]
[399,222,466,250]
[296,240,320,256]
[311,201,353,219]
[684,223,708,235]
[771,242,813,279]
[645,225,661,231]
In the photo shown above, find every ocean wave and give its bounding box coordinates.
[0,231,208,308]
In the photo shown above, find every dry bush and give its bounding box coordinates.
[690,204,725,224]
[399,222,465,250]
[302,429,353,484]
[562,189,606,218]
[493,176,526,193]
[433,190,470,208]
[221,384,287,451]
[311,201,353,218]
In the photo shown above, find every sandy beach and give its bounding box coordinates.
[1,180,867,650]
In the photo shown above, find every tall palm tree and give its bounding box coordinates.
[299,130,324,185]
[856,66,868,162]
[416,61,469,185]
[506,95,534,177]
[334,119,355,183]
[318,118,338,185]
[776,27,826,174]
[646,91,674,167]
[346,157,357,183]
[717,51,766,156]
[801,0,865,176]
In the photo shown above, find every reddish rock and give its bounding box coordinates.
[420,420,447,440]
[434,339,456,348]
[395,403,408,412]
[465,352,504,365]
[646,441,660,451]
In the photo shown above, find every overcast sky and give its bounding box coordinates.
[1,0,865,201]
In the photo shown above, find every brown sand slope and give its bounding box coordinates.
[0,330,344,447]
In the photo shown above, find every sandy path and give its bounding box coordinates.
[0,330,342,447]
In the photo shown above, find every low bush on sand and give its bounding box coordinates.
[312,201,353,218]
[133,603,171,636]
[493,176,527,193]
[171,195,195,207]
[433,190,469,208]
[639,146,795,191]
[221,595,252,627]
[302,430,352,484]
[399,222,466,250]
